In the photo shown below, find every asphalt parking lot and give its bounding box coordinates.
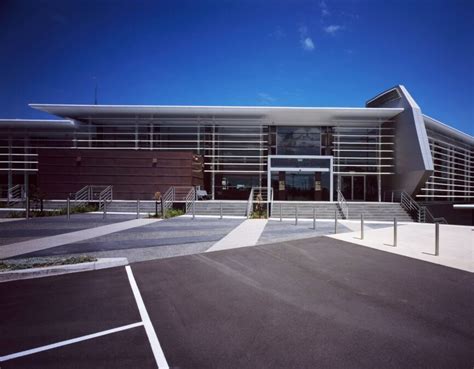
[1,236,472,369]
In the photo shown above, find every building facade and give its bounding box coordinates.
[0,85,472,203]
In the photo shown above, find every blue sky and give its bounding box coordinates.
[0,0,473,134]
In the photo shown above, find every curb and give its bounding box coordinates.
[0,257,129,283]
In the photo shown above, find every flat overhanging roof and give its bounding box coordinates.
[423,114,473,145]
[29,104,404,125]
[0,119,76,130]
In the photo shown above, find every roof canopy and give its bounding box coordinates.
[29,104,403,126]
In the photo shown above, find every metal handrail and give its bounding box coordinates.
[162,187,174,213]
[74,185,113,207]
[337,190,349,219]
[7,184,25,206]
[399,191,423,222]
[184,187,195,213]
[99,186,113,210]
[246,187,255,218]
[268,187,274,217]
[423,206,448,224]
[74,185,90,204]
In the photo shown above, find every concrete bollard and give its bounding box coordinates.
[220,201,223,219]
[280,205,282,222]
[192,201,195,220]
[136,199,140,219]
[360,213,364,240]
[435,222,439,256]
[295,206,298,226]
[67,197,71,220]
[334,209,337,234]
[103,200,107,219]
[393,217,397,247]
[313,208,316,230]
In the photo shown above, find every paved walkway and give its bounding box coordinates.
[207,219,267,252]
[328,222,474,272]
[0,218,22,223]
[0,219,160,259]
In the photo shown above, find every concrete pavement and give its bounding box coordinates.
[207,219,268,252]
[329,222,474,272]
[0,218,160,259]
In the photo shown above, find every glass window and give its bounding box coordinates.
[277,127,320,155]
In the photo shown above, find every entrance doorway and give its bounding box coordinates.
[267,156,333,202]
[286,172,314,201]
[341,175,365,201]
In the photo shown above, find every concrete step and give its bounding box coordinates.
[270,202,415,222]
[271,202,344,219]
[190,201,248,216]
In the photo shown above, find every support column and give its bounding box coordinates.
[8,136,12,191]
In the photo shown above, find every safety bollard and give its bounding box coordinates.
[67,197,71,220]
[313,208,316,230]
[393,217,397,247]
[136,199,140,219]
[103,201,107,219]
[435,222,439,256]
[220,201,223,219]
[361,213,364,240]
[295,206,298,226]
[192,201,195,220]
[26,196,30,221]
[334,209,337,234]
[280,205,282,222]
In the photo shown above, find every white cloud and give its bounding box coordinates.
[320,1,330,16]
[298,25,315,51]
[324,25,342,35]
[301,37,315,51]
[258,92,276,103]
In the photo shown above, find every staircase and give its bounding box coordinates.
[271,201,414,222]
[345,202,415,222]
[105,200,161,215]
[190,201,248,217]
[271,202,344,219]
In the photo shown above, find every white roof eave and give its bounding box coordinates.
[29,103,404,124]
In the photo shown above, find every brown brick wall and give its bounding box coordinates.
[38,149,203,200]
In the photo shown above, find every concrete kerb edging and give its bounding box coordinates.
[0,257,129,283]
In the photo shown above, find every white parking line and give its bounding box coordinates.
[125,265,170,369]
[0,321,143,362]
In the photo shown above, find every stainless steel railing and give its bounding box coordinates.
[337,190,349,219]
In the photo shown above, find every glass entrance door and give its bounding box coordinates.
[340,175,365,201]
[285,172,314,201]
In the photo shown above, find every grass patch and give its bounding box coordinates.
[148,208,184,219]
[0,255,97,271]
[250,209,267,219]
